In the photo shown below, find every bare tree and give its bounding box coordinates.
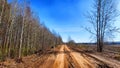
[0,0,63,61]
[0,0,6,24]
[18,1,25,60]
[87,0,119,52]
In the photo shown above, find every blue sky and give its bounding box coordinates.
[30,0,120,43]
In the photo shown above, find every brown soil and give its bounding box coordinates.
[0,45,120,68]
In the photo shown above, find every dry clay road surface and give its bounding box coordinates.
[35,45,120,68]
[3,45,120,68]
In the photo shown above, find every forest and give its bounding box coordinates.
[0,0,62,61]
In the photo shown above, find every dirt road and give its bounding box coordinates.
[53,45,65,68]
[34,45,120,68]
[1,45,120,68]
[37,45,96,68]
[64,45,95,68]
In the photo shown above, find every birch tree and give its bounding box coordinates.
[87,0,119,52]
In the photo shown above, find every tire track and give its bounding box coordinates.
[2,45,119,68]
[52,45,65,68]
[64,45,95,68]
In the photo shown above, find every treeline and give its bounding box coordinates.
[0,0,62,61]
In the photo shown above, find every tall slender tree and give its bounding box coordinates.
[0,0,63,61]
[87,0,119,52]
